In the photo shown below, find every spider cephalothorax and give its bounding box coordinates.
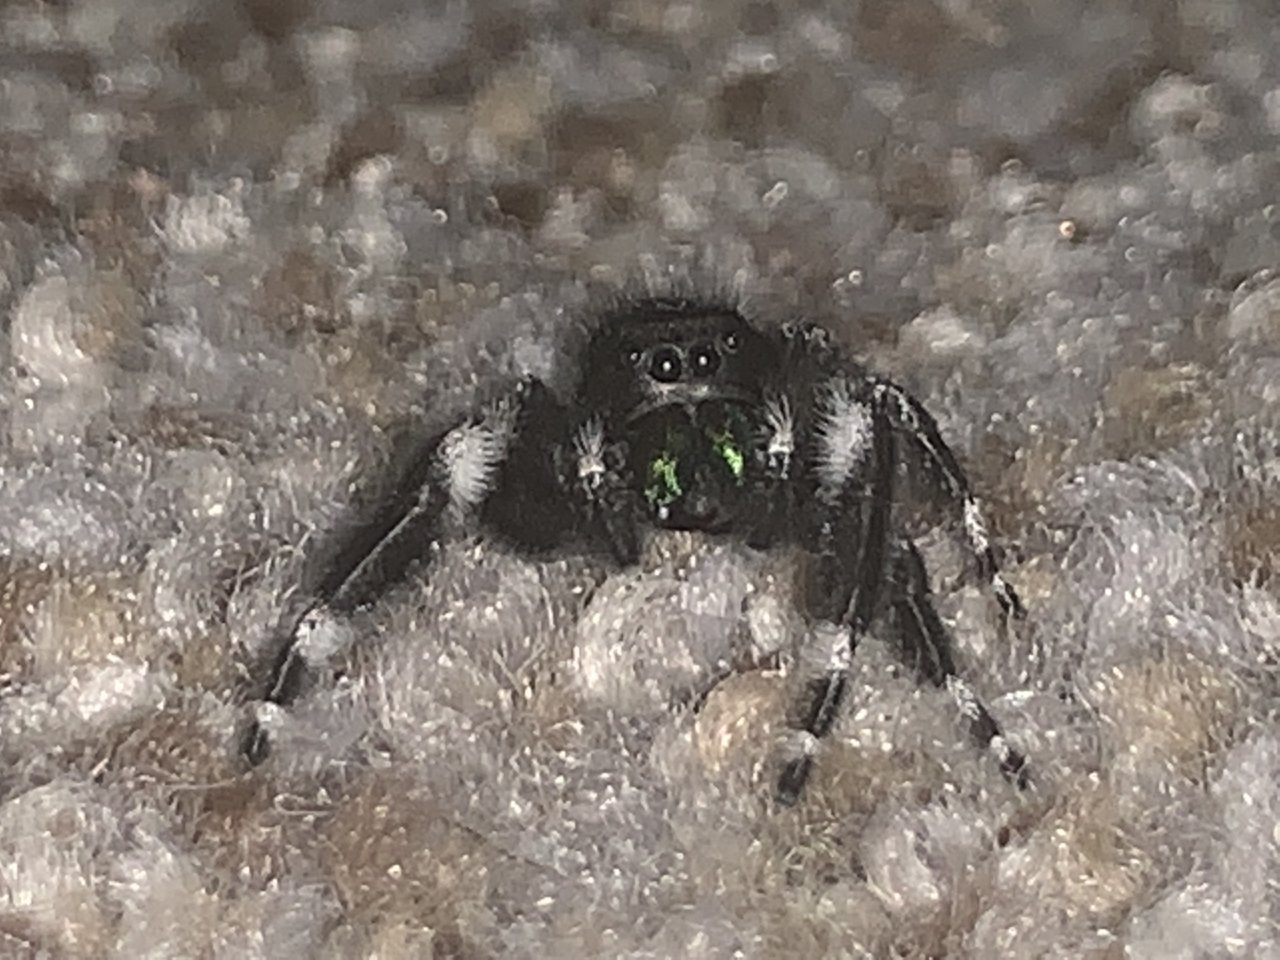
[578,302,774,534]
[245,295,1028,805]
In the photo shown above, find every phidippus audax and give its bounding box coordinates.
[245,295,1029,805]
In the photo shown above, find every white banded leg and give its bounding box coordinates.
[891,540,1029,787]
[776,389,896,806]
[874,380,1025,619]
[245,396,520,764]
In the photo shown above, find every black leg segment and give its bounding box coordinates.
[776,397,897,806]
[874,380,1025,621]
[775,369,1028,804]
[242,386,531,764]
[888,540,1029,788]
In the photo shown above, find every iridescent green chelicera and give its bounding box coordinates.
[644,425,745,508]
[710,429,745,481]
[645,451,683,506]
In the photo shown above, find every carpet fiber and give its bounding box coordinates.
[1,1,1279,957]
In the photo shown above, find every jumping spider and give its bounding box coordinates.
[245,296,1029,804]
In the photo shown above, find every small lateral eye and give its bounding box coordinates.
[627,348,643,365]
[689,341,720,376]
[721,332,739,352]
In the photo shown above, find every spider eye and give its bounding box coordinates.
[627,348,643,366]
[721,332,739,353]
[689,341,720,377]
[649,345,683,383]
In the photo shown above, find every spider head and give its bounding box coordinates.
[581,301,773,531]
[582,299,772,419]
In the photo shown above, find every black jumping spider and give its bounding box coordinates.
[245,296,1028,804]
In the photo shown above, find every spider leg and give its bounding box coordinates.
[243,381,554,764]
[776,393,897,805]
[873,380,1024,620]
[243,436,466,764]
[887,539,1029,787]
[774,368,1028,804]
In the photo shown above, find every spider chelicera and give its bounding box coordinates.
[244,295,1029,804]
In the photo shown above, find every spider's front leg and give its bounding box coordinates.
[775,377,898,805]
[243,380,571,765]
[774,367,1027,804]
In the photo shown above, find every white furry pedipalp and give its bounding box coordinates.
[574,417,607,488]
[762,395,795,474]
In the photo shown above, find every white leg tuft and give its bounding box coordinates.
[815,377,874,499]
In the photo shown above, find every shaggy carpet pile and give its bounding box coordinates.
[1,0,1279,957]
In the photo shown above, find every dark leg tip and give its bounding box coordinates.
[242,720,272,766]
[775,756,813,807]
[1002,748,1031,791]
[1009,593,1028,622]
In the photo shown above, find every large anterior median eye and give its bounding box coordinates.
[649,345,683,382]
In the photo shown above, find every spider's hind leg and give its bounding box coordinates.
[887,539,1029,787]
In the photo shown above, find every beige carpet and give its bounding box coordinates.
[1,1,1279,956]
